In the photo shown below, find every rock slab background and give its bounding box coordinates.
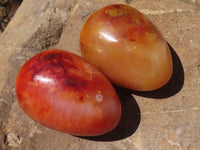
[0,0,200,150]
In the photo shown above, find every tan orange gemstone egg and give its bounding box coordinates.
[80,4,173,91]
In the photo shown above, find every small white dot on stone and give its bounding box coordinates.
[96,94,103,102]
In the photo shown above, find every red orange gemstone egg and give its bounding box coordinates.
[15,49,121,136]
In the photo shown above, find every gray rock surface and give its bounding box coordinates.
[0,0,200,149]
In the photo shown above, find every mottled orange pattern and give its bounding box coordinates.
[16,49,121,136]
[80,4,173,91]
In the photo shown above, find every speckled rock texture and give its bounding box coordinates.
[0,0,199,150]
[181,0,200,6]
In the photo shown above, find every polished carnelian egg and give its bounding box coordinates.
[15,49,121,136]
[80,4,173,91]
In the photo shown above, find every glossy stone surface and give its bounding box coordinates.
[80,4,173,91]
[15,49,121,136]
[0,0,199,149]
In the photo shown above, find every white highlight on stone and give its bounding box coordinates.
[99,32,118,43]
[35,75,54,84]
